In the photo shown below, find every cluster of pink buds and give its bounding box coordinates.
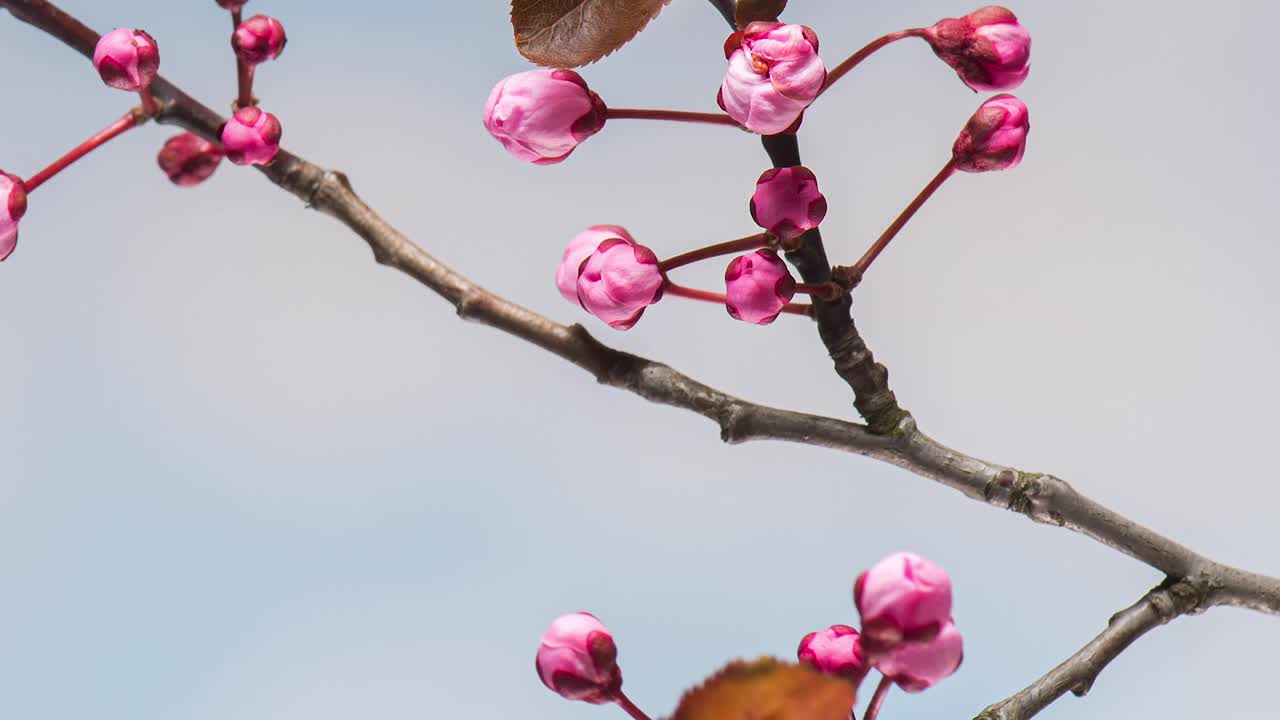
[797,552,963,718]
[558,226,665,330]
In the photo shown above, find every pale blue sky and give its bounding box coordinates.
[2,1,1278,719]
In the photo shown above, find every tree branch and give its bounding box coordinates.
[975,577,1208,720]
[5,2,1280,717]
[706,0,736,28]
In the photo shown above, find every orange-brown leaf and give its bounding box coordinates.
[735,0,788,27]
[671,658,856,720]
[511,0,673,68]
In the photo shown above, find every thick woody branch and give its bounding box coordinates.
[6,3,1280,718]
[974,577,1208,720]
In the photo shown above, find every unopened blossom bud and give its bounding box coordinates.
[797,625,865,680]
[219,106,282,166]
[157,133,224,187]
[93,28,160,92]
[876,620,963,692]
[484,69,608,165]
[557,225,630,304]
[536,612,623,704]
[854,552,952,656]
[724,249,795,325]
[232,15,287,66]
[750,166,826,241]
[575,231,664,330]
[952,94,1029,173]
[924,7,1031,92]
[0,172,28,263]
[216,0,247,9]
[718,22,826,135]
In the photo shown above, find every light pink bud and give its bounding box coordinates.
[219,106,282,166]
[924,6,1030,92]
[157,133,224,187]
[952,94,1029,173]
[535,612,623,704]
[93,28,160,92]
[876,620,963,692]
[216,1,248,9]
[717,22,826,135]
[232,15,287,66]
[557,225,632,304]
[854,552,952,656]
[724,249,796,325]
[484,69,608,165]
[0,172,28,263]
[797,625,865,680]
[575,232,664,331]
[750,166,827,240]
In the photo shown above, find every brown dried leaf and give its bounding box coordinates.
[671,658,856,720]
[511,0,673,68]
[735,0,788,27]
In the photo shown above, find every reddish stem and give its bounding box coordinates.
[821,29,924,96]
[231,8,242,29]
[23,110,142,193]
[658,232,771,273]
[794,282,839,300]
[236,59,255,109]
[607,107,743,129]
[852,160,957,277]
[614,692,654,720]
[138,86,160,117]
[861,675,894,720]
[664,280,813,317]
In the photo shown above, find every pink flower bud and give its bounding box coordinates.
[483,69,608,165]
[575,232,664,331]
[216,1,248,9]
[93,28,160,92]
[717,22,826,135]
[797,625,865,680]
[0,172,28,263]
[219,106,282,166]
[157,133,224,187]
[876,620,963,692]
[952,94,1029,173]
[924,7,1030,92]
[535,612,623,704]
[557,225,632,304]
[724,249,796,325]
[750,166,827,240]
[232,15,287,66]
[854,552,952,656]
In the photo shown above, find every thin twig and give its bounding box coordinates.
[975,577,1208,720]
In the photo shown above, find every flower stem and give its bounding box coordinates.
[614,692,654,720]
[821,29,924,96]
[658,232,771,273]
[861,675,894,720]
[664,280,813,317]
[794,282,841,301]
[139,86,160,117]
[852,159,956,278]
[236,60,255,109]
[22,110,143,193]
[607,108,743,129]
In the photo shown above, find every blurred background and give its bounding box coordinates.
[2,1,1278,718]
